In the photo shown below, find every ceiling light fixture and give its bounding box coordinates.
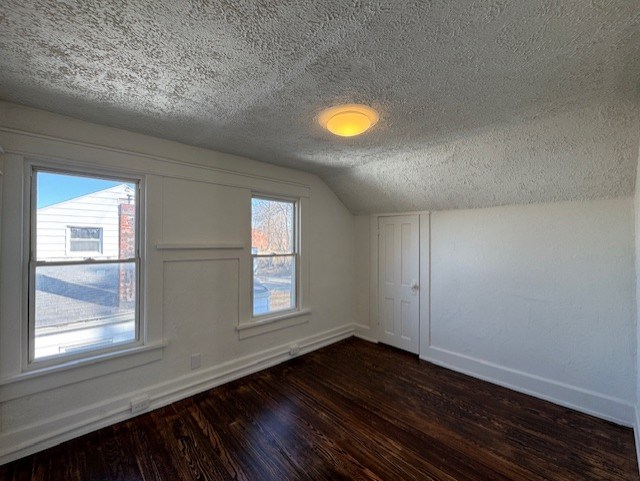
[318,104,379,137]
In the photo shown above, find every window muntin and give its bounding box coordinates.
[68,226,103,254]
[30,169,140,362]
[251,196,297,317]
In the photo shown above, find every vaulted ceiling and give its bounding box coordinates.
[1,1,639,213]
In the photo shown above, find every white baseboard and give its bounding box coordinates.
[352,323,378,343]
[422,345,635,427]
[5,327,633,466]
[0,324,355,465]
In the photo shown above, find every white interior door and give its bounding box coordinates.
[378,215,419,353]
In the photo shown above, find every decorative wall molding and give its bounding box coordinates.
[236,309,311,339]
[0,129,311,199]
[0,127,310,191]
[0,341,166,403]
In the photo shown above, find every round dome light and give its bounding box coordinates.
[318,104,379,137]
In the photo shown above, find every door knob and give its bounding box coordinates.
[411,280,419,291]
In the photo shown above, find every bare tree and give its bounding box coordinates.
[252,199,293,254]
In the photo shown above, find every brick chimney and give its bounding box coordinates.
[118,203,135,303]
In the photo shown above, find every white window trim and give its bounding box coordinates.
[250,193,299,320]
[24,160,148,371]
[237,193,311,337]
[0,340,167,403]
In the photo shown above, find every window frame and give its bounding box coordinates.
[27,165,144,368]
[250,194,300,320]
[66,226,104,255]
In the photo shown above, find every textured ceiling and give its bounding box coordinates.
[0,0,639,213]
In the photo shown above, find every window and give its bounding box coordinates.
[251,196,297,317]
[68,226,103,254]
[30,169,140,363]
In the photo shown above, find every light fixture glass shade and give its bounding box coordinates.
[318,104,379,137]
[326,111,371,137]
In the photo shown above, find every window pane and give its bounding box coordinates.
[70,240,101,252]
[34,262,136,359]
[253,256,295,316]
[36,171,136,261]
[251,197,294,255]
[70,227,101,239]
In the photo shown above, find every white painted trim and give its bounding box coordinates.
[353,323,378,343]
[156,242,245,250]
[422,345,635,427]
[418,213,431,356]
[236,309,312,339]
[0,127,309,190]
[0,130,311,199]
[369,214,379,341]
[24,159,149,371]
[0,341,167,402]
[0,323,355,465]
[369,211,431,350]
[371,210,432,217]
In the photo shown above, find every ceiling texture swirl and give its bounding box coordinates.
[1,0,639,213]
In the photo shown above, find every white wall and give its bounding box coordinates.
[356,198,636,424]
[353,215,371,334]
[0,102,357,464]
[427,198,636,423]
[1,98,638,464]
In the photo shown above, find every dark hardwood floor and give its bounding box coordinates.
[1,338,638,480]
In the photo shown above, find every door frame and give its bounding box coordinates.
[369,212,430,357]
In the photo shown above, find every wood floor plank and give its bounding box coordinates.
[243,378,388,481]
[280,364,524,480]
[1,338,637,480]
[96,426,144,481]
[305,340,636,479]
[28,452,50,481]
[186,402,254,481]
[197,386,312,481]
[328,340,628,453]
[115,408,183,480]
[294,348,590,479]
[76,431,108,481]
[254,371,461,481]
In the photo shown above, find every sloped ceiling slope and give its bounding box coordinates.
[0,0,638,213]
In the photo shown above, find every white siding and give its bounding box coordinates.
[37,184,134,260]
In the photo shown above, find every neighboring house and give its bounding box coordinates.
[35,184,137,357]
[251,228,268,254]
[37,183,135,260]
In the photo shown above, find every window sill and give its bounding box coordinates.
[0,341,167,403]
[236,309,311,339]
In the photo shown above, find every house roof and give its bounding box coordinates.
[1,1,638,213]
[38,184,134,211]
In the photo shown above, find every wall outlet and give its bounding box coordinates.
[130,395,150,414]
[289,344,300,356]
[191,353,201,370]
